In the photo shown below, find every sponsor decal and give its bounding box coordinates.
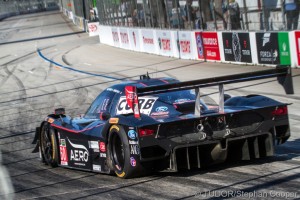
[60,139,68,166]
[180,40,191,53]
[120,32,129,44]
[128,130,137,140]
[129,140,138,145]
[100,153,106,158]
[130,157,136,167]
[174,99,192,103]
[68,138,89,163]
[112,31,119,43]
[130,145,140,155]
[88,141,99,149]
[133,32,136,46]
[143,36,154,44]
[195,32,204,59]
[155,106,168,112]
[222,32,252,63]
[116,96,158,115]
[93,164,101,171]
[109,118,119,124]
[99,142,106,153]
[106,88,121,94]
[151,111,169,116]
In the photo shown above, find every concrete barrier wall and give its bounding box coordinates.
[64,9,299,68]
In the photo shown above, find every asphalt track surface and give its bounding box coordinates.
[0,11,300,200]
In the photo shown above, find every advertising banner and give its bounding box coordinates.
[256,32,279,64]
[141,29,157,54]
[195,32,205,60]
[156,30,173,57]
[178,31,194,59]
[119,28,130,50]
[222,32,252,63]
[278,32,291,65]
[111,27,120,48]
[128,29,141,52]
[256,32,291,65]
[295,31,300,66]
[201,32,221,61]
[88,22,100,37]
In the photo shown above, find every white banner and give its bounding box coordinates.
[156,30,174,57]
[178,31,195,59]
[88,22,100,37]
[140,29,158,54]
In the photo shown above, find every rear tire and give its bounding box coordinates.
[107,125,143,178]
[40,122,59,167]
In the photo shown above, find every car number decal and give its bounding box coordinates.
[116,96,158,115]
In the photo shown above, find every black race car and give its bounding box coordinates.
[32,66,293,178]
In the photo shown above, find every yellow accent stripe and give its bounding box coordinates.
[51,134,56,159]
[116,171,125,178]
[110,125,120,132]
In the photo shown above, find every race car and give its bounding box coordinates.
[32,66,293,178]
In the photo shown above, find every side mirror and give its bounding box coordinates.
[100,112,111,121]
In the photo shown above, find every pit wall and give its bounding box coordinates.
[98,25,300,68]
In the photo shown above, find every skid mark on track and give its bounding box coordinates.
[38,49,120,80]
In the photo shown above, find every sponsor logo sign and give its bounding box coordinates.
[130,157,136,167]
[222,32,252,63]
[88,22,100,37]
[278,32,291,65]
[141,29,156,54]
[256,32,280,64]
[100,153,106,158]
[199,32,221,61]
[99,142,106,153]
[157,30,173,56]
[60,139,68,166]
[119,28,130,49]
[128,130,137,140]
[195,32,204,59]
[93,164,101,171]
[111,27,120,47]
[296,31,300,66]
[178,31,194,59]
[128,29,140,51]
[116,96,158,115]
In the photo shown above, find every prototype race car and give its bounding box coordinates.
[32,66,293,178]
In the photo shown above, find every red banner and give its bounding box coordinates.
[196,32,221,61]
[295,31,300,66]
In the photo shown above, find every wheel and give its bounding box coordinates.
[40,122,59,167]
[107,125,142,178]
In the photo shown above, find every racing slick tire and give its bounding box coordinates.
[107,125,143,178]
[40,122,59,167]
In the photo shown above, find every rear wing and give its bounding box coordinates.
[125,66,294,119]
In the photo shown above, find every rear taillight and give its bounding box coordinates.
[272,106,288,116]
[138,129,155,137]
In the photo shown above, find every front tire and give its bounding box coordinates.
[107,125,142,178]
[40,122,59,167]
